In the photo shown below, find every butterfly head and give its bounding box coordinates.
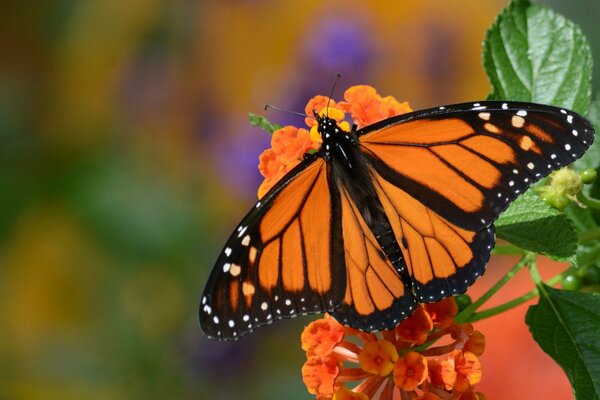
[313,110,357,161]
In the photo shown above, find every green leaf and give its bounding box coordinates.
[526,285,600,399]
[496,191,577,261]
[249,113,282,135]
[483,0,593,114]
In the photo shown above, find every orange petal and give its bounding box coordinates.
[392,351,428,391]
[428,357,456,391]
[464,331,485,356]
[358,339,399,376]
[258,149,283,179]
[425,298,458,328]
[396,306,433,345]
[332,385,369,400]
[302,316,346,358]
[302,355,341,397]
[453,350,482,387]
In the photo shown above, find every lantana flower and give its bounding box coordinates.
[257,85,410,198]
[300,299,485,400]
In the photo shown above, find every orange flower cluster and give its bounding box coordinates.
[300,298,486,400]
[257,85,412,198]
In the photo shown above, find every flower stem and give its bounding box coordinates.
[577,192,600,209]
[461,264,574,323]
[454,253,534,324]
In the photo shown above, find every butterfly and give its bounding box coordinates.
[200,100,594,340]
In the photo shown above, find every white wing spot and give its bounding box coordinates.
[567,115,574,123]
[439,106,446,110]
[509,181,514,186]
[255,201,261,208]
[565,144,572,151]
[502,103,508,109]
[237,226,247,238]
[572,130,578,137]
[285,299,292,306]
[224,247,232,257]
[228,320,235,328]
[213,316,219,324]
[243,315,250,322]
[202,296,206,305]
[261,302,268,311]
[517,110,527,117]
[551,154,557,159]
[560,109,567,114]
[478,112,491,120]
[513,169,518,174]
[527,162,535,170]
[223,263,231,273]
[204,305,212,314]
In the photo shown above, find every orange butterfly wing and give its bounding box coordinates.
[359,102,594,230]
[331,185,416,331]
[358,101,593,300]
[200,158,345,339]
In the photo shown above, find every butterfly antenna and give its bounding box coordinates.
[326,73,342,118]
[264,104,313,119]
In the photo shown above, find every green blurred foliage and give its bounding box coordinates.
[0,1,596,399]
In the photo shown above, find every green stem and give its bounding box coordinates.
[578,226,600,245]
[577,192,600,209]
[528,257,542,285]
[454,253,534,324]
[461,266,574,323]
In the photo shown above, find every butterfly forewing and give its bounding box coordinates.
[200,158,345,340]
[359,101,594,231]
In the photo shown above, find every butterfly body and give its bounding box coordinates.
[200,100,594,340]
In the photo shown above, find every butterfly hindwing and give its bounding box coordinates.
[359,101,594,231]
[200,158,346,340]
[331,184,417,331]
[371,170,494,302]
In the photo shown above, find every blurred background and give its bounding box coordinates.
[1,1,598,399]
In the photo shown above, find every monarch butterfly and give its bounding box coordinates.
[200,100,594,340]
